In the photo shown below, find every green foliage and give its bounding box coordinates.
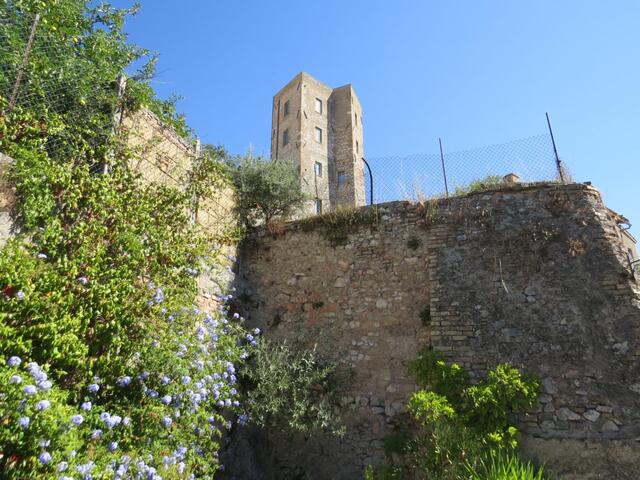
[240,337,346,436]
[301,205,380,247]
[467,450,547,480]
[0,1,249,478]
[0,105,248,477]
[364,464,405,480]
[453,175,504,196]
[383,431,410,456]
[227,156,306,227]
[368,348,541,479]
[409,347,470,405]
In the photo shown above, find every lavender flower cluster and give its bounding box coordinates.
[3,284,256,479]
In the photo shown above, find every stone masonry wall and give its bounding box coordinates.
[236,182,640,480]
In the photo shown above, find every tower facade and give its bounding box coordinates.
[271,72,366,215]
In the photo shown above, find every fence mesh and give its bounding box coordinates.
[364,133,566,205]
[0,7,233,232]
[2,8,569,219]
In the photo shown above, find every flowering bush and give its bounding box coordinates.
[0,114,251,477]
[0,1,251,473]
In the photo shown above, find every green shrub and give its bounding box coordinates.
[467,450,546,480]
[367,348,541,479]
[453,175,504,196]
[0,1,250,477]
[228,156,307,227]
[239,337,346,436]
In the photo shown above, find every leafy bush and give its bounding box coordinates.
[239,337,346,436]
[467,450,546,480]
[367,348,540,479]
[228,156,306,227]
[0,104,251,477]
[0,1,253,477]
[453,175,504,196]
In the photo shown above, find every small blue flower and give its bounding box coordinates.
[90,429,103,439]
[15,290,25,300]
[36,400,51,411]
[57,461,69,472]
[117,376,131,387]
[160,375,171,385]
[37,380,52,391]
[254,327,261,335]
[70,414,84,426]
[76,462,94,475]
[9,374,22,384]
[104,414,122,429]
[238,414,249,425]
[37,253,48,260]
[38,451,52,464]
[77,276,89,286]
[181,375,191,385]
[23,384,37,395]
[7,356,21,367]
[18,417,30,428]
[161,394,172,405]
[87,383,100,393]
[123,416,131,426]
[81,401,92,411]
[108,442,118,452]
[161,416,173,427]
[39,439,51,447]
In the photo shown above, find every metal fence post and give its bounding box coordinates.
[438,138,449,197]
[362,157,373,205]
[545,112,565,183]
[8,13,40,112]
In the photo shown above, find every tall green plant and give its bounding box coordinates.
[239,337,345,436]
[228,156,307,226]
[368,348,540,479]
[0,1,249,478]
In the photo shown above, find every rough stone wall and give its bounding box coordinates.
[236,182,640,479]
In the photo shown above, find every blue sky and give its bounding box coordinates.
[113,0,640,234]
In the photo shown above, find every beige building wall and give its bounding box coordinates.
[271,72,366,216]
[121,107,235,237]
[122,107,195,189]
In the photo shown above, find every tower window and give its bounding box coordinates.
[315,198,322,214]
[283,100,290,117]
[314,161,322,177]
[283,129,289,146]
[315,127,322,143]
[315,98,322,114]
[355,113,358,126]
[338,171,346,184]
[356,140,359,153]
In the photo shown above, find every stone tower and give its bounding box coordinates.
[271,72,366,215]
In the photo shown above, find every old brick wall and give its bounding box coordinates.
[236,182,640,479]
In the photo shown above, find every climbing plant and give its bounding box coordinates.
[0,1,249,478]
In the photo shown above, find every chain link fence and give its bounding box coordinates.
[0,7,233,232]
[364,132,569,205]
